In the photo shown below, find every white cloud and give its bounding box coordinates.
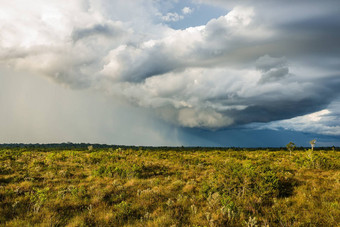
[161,12,184,22]
[225,6,254,26]
[182,7,193,15]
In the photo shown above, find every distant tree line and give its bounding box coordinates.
[0,143,338,152]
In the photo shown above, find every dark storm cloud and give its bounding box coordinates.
[268,16,340,60]
[231,95,334,125]
[201,73,340,127]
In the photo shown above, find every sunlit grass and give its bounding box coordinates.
[0,147,339,226]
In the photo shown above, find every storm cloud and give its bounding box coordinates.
[1,0,339,134]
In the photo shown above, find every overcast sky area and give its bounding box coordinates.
[1,0,340,147]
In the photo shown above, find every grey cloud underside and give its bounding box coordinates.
[256,55,289,84]
[72,23,126,42]
[202,74,340,125]
[1,0,340,129]
[232,94,335,125]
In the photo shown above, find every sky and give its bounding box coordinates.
[1,0,340,147]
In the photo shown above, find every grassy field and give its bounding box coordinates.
[0,146,339,226]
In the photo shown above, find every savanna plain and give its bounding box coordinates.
[0,145,339,226]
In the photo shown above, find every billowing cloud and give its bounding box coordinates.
[1,0,339,132]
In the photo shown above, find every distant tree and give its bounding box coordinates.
[309,139,316,151]
[286,142,296,156]
[88,145,93,151]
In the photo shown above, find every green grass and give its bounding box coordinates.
[0,147,339,226]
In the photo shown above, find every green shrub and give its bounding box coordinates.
[294,150,340,170]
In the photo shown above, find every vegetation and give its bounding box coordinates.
[286,142,296,156]
[0,145,339,226]
[309,140,316,151]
